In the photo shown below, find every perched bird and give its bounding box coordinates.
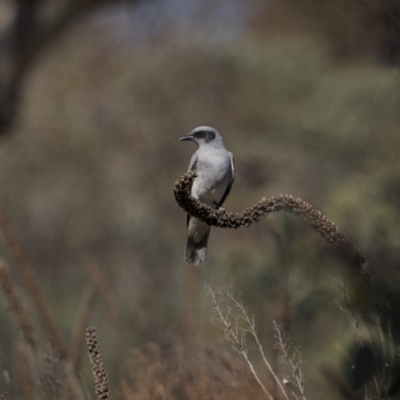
[179,126,235,266]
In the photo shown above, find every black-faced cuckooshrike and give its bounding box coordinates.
[179,126,235,266]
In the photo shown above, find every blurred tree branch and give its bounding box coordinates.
[0,0,144,133]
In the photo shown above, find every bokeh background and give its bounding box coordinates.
[1,0,400,398]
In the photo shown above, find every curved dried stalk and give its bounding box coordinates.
[0,259,37,349]
[0,203,67,358]
[174,172,371,281]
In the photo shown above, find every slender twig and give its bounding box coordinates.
[333,279,364,346]
[226,291,290,400]
[206,285,274,399]
[273,322,307,400]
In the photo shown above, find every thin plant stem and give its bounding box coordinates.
[206,285,274,400]
[226,292,290,400]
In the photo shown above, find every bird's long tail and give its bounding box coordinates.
[184,225,211,267]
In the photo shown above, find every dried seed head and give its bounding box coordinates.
[174,172,371,281]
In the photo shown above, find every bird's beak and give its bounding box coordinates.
[179,134,193,142]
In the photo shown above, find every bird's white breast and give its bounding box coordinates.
[191,147,232,206]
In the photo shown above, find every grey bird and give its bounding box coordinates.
[179,126,235,266]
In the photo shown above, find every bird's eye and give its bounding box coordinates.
[197,131,204,137]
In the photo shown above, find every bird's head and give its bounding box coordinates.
[179,126,222,147]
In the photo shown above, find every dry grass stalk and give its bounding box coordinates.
[38,345,62,399]
[174,172,371,281]
[265,218,291,397]
[65,361,85,400]
[87,257,122,378]
[266,218,291,333]
[0,258,37,349]
[118,380,135,400]
[65,285,96,400]
[273,322,307,400]
[119,341,268,400]
[181,266,200,341]
[0,203,67,358]
[69,285,96,371]
[334,279,364,346]
[87,257,121,343]
[206,285,289,400]
[86,326,112,400]
[16,343,36,400]
[334,280,396,399]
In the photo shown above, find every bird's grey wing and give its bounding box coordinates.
[186,152,198,227]
[217,152,235,208]
[187,152,198,173]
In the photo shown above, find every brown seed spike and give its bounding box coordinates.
[85,327,112,400]
[173,172,371,281]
